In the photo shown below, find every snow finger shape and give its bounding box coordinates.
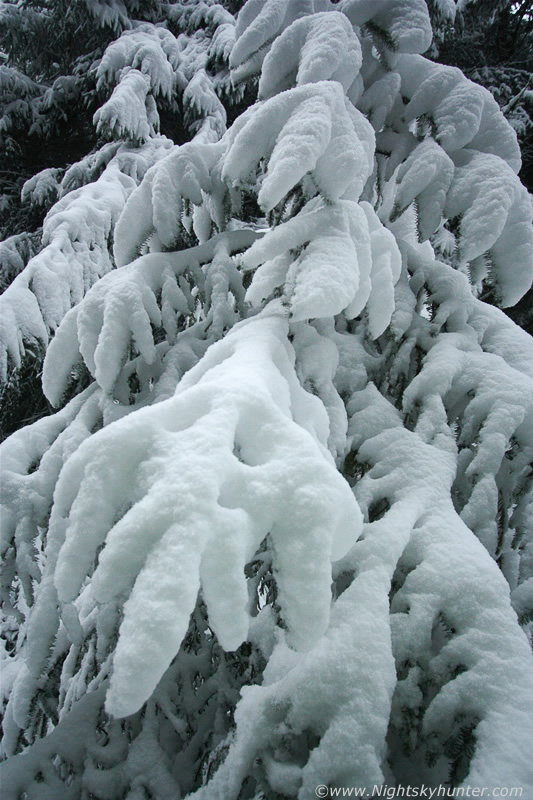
[52,314,362,717]
[259,12,362,100]
[43,230,259,401]
[230,0,313,84]
[223,81,375,211]
[392,139,455,241]
[341,0,432,55]
[94,68,159,144]
[113,140,223,266]
[398,56,521,171]
[445,152,533,306]
[244,198,400,329]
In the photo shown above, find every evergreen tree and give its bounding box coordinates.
[1,0,533,797]
[427,0,533,331]
[0,0,239,437]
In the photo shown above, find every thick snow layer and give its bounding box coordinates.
[401,245,533,592]
[358,69,401,132]
[223,81,375,211]
[190,381,533,796]
[113,140,224,264]
[47,312,362,717]
[341,0,432,55]
[393,139,454,241]
[94,20,231,146]
[21,167,61,207]
[349,388,533,790]
[43,229,261,402]
[244,198,400,330]
[259,12,362,100]
[0,164,132,380]
[3,2,533,793]
[0,138,172,382]
[445,151,533,306]
[183,68,227,141]
[96,25,181,101]
[398,55,522,172]
[94,67,159,143]
[230,0,313,83]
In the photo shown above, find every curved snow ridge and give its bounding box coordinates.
[230,0,432,88]
[113,140,226,266]
[258,12,362,100]
[351,387,533,790]
[50,313,362,718]
[243,198,400,334]
[0,164,134,383]
[0,140,172,385]
[397,55,522,172]
[445,151,533,307]
[341,0,432,55]
[224,81,375,212]
[190,382,533,797]
[42,228,263,404]
[94,20,232,146]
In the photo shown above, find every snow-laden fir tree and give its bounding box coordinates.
[1,0,533,796]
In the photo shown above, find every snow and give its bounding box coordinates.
[113,139,227,265]
[361,202,402,337]
[96,26,179,100]
[94,67,159,143]
[224,81,375,211]
[358,70,401,132]
[445,151,533,306]
[3,0,533,793]
[393,139,455,241]
[47,312,362,717]
[230,0,292,83]
[349,388,533,789]
[0,138,172,382]
[183,68,227,141]
[341,0,432,55]
[21,167,61,206]
[259,12,362,100]
[243,197,400,330]
[43,229,261,402]
[94,20,231,146]
[398,55,522,172]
